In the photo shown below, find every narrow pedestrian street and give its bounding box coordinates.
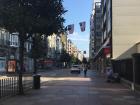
[0,0,140,105]
[1,69,140,105]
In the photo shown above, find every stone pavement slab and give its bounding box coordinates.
[0,70,140,105]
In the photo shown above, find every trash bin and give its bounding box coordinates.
[33,74,41,89]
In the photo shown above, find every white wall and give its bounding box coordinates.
[112,0,140,59]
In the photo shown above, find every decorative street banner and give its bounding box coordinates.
[67,24,74,34]
[83,51,86,54]
[79,21,86,32]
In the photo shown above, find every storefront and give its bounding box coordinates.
[7,59,16,73]
[93,37,111,73]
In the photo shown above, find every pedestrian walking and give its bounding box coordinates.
[83,64,88,77]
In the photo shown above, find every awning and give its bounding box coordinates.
[93,37,111,61]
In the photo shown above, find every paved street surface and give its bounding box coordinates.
[1,69,140,105]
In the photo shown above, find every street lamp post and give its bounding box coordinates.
[18,35,25,95]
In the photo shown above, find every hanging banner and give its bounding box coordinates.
[67,24,74,34]
[79,21,86,32]
[83,51,86,54]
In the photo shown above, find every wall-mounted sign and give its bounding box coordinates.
[7,60,16,73]
[103,46,111,58]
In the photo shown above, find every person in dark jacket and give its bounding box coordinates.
[84,64,88,77]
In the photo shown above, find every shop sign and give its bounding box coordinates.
[7,60,16,73]
[103,47,110,55]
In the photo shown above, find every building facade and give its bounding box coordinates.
[89,1,103,70]
[0,28,9,72]
[112,0,140,60]
[89,14,95,59]
[0,30,34,73]
[92,0,140,76]
[94,2,102,54]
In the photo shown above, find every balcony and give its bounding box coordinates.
[10,42,19,48]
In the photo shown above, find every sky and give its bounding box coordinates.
[63,0,93,57]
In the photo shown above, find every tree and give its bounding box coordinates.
[60,50,71,67]
[60,50,71,62]
[82,57,88,64]
[0,0,67,94]
[0,0,37,94]
[30,34,45,74]
[70,55,81,65]
[70,55,77,64]
[33,0,67,35]
[30,0,67,74]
